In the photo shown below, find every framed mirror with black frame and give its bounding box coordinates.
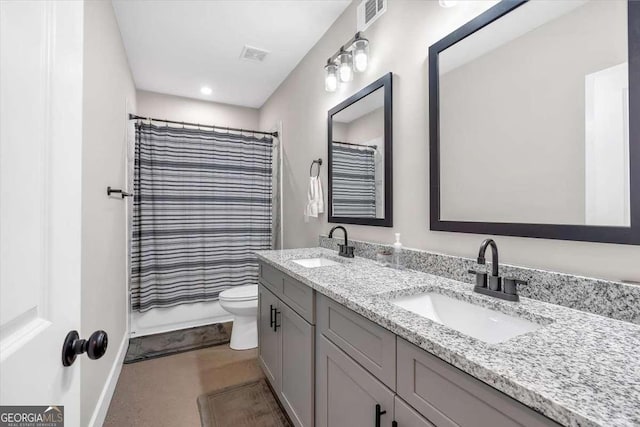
[328,72,393,227]
[429,0,639,245]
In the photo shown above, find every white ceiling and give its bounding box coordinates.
[112,0,350,108]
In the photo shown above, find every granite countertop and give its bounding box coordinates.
[255,247,640,427]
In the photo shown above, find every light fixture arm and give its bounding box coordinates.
[326,32,366,65]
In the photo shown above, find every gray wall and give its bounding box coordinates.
[344,107,384,145]
[137,90,259,129]
[439,0,627,225]
[258,0,640,283]
[81,1,136,425]
[333,107,384,143]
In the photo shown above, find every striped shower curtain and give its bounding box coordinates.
[131,123,273,312]
[331,142,377,217]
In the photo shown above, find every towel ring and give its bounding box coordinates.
[309,158,322,177]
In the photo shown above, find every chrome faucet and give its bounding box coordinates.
[328,226,354,258]
[468,238,526,302]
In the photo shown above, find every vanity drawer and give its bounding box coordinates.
[259,262,284,294]
[281,275,315,324]
[397,338,560,427]
[317,294,396,390]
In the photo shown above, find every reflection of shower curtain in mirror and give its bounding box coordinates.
[332,142,376,217]
[131,123,274,312]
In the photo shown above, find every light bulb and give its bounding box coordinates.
[351,37,369,73]
[200,86,212,95]
[339,62,353,82]
[354,51,367,72]
[324,62,338,92]
[338,51,353,82]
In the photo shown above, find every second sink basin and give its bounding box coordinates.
[292,257,341,268]
[391,292,542,344]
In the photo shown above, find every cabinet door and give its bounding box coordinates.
[394,396,435,427]
[258,284,281,390]
[316,335,394,427]
[280,303,315,427]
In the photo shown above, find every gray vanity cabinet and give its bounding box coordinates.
[280,302,314,427]
[258,261,560,427]
[258,284,281,389]
[258,263,315,427]
[316,335,395,427]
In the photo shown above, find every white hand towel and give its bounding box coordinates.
[304,176,324,222]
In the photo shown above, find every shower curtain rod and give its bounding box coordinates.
[333,140,377,150]
[129,114,278,138]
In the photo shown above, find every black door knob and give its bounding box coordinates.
[62,330,108,367]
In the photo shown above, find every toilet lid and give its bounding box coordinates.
[219,284,258,301]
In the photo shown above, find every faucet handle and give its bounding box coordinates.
[338,244,355,258]
[468,269,487,288]
[503,278,527,296]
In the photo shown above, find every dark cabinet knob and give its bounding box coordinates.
[62,330,108,367]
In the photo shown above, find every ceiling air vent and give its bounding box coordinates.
[240,45,269,62]
[357,0,386,32]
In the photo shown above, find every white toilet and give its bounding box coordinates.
[219,284,258,350]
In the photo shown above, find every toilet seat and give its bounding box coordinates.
[219,284,258,302]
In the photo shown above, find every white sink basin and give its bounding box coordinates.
[392,292,542,344]
[292,258,341,268]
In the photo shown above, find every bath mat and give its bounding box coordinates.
[124,322,231,363]
[197,379,292,427]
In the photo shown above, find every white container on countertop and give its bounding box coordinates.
[393,233,403,269]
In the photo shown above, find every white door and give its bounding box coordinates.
[0,2,84,425]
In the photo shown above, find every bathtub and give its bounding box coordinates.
[130,300,233,337]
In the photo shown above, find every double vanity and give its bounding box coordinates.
[254,0,640,425]
[255,246,640,427]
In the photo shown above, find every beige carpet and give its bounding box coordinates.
[104,344,264,427]
[197,379,292,427]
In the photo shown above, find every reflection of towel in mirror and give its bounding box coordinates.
[304,176,324,222]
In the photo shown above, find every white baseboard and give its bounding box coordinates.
[87,332,128,427]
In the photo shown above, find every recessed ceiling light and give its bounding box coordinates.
[200,86,212,95]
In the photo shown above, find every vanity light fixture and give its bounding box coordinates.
[324,60,339,92]
[200,86,213,95]
[324,31,370,91]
